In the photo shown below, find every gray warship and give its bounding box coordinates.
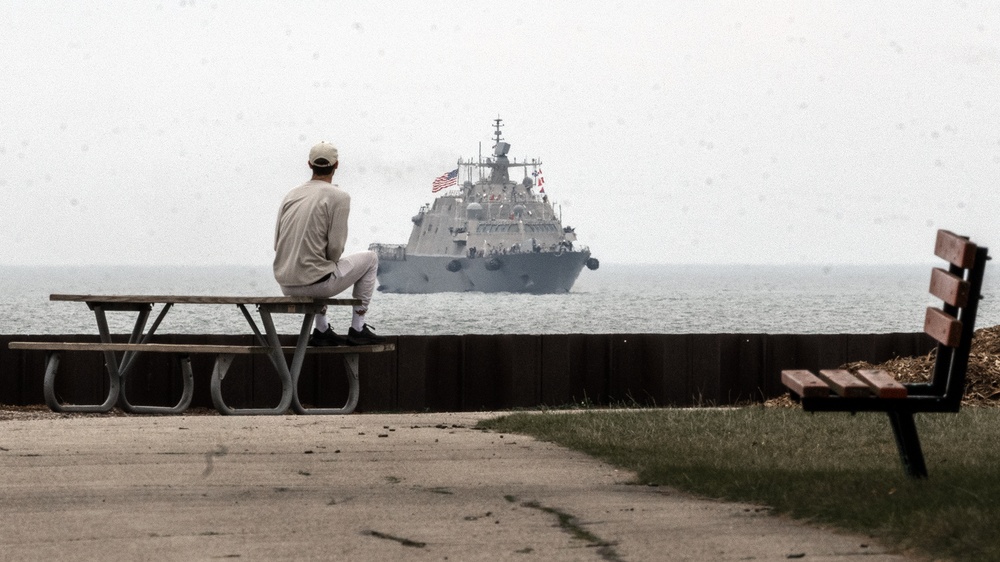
[369,118,599,294]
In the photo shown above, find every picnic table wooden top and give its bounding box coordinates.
[50,294,361,306]
[8,341,394,354]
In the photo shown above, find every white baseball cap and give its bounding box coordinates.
[308,141,339,166]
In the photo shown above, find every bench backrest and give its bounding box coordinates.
[922,230,990,409]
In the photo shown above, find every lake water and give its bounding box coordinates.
[1,264,997,336]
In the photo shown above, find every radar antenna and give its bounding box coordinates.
[492,116,504,147]
[492,117,510,157]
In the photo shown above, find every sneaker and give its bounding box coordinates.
[347,324,388,346]
[308,327,347,347]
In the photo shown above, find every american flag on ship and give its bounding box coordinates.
[431,169,458,192]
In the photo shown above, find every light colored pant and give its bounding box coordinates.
[279,251,378,308]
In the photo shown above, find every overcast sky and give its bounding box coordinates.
[2,1,997,266]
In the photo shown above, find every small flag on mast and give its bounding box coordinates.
[432,169,458,192]
[533,169,545,188]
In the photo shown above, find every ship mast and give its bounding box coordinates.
[492,117,504,147]
[459,118,541,184]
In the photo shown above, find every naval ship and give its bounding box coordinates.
[369,119,599,293]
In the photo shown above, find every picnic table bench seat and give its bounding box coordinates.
[7,295,395,416]
[781,230,990,478]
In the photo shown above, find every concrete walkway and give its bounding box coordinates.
[0,412,911,561]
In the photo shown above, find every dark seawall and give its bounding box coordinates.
[0,333,933,411]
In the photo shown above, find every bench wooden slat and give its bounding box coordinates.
[855,369,908,399]
[928,267,969,307]
[924,307,962,347]
[935,230,977,269]
[781,370,830,398]
[817,369,871,398]
[49,294,361,306]
[7,341,394,354]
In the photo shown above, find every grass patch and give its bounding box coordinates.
[479,407,1000,561]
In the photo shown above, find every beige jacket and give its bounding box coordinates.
[273,180,350,286]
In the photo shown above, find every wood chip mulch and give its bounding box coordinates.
[766,324,1000,408]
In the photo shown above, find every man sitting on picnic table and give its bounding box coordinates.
[273,141,386,346]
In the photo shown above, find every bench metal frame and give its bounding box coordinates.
[783,230,990,478]
[9,295,393,416]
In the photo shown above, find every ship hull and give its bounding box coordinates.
[376,250,591,294]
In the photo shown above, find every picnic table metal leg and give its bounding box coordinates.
[42,351,62,411]
[237,304,270,348]
[289,312,356,415]
[42,350,120,413]
[41,305,126,413]
[104,303,195,415]
[118,303,171,377]
[888,411,929,478]
[210,354,238,415]
[288,312,314,387]
[118,355,195,415]
[92,305,127,412]
[292,353,360,415]
[214,302,369,415]
[42,301,182,414]
[211,309,295,415]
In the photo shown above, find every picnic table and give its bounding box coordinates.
[7,295,394,416]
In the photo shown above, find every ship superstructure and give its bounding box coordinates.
[370,119,598,293]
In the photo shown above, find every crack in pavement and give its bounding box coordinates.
[506,495,623,562]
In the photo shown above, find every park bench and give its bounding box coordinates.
[781,229,990,478]
[7,295,394,416]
